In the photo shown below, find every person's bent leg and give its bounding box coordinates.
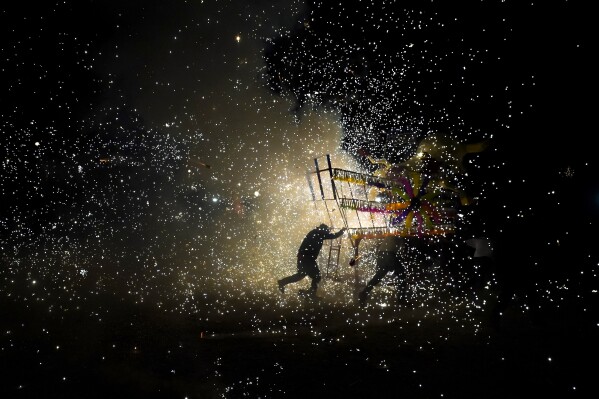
[308,268,322,297]
[360,253,396,306]
[359,267,389,306]
[278,272,306,290]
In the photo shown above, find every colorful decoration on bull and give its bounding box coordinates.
[386,170,456,236]
[403,133,489,177]
[361,133,488,207]
[331,167,456,238]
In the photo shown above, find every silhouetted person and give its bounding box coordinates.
[278,224,346,299]
[358,235,408,307]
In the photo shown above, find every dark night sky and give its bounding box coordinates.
[1,1,598,398]
[2,0,596,231]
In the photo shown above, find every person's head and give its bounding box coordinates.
[318,223,330,231]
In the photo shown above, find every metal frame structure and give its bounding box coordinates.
[307,154,458,277]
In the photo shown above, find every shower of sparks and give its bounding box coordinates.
[0,0,595,333]
[0,1,597,397]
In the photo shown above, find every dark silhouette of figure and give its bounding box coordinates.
[358,235,408,307]
[278,223,346,299]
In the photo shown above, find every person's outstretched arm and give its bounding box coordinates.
[329,227,346,239]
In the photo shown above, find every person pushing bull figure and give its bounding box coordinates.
[278,223,346,299]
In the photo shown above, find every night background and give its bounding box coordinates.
[1,0,597,398]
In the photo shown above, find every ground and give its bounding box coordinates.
[1,273,597,399]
